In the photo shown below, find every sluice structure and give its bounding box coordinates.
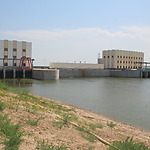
[0,69,32,79]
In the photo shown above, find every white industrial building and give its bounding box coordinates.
[101,50,144,69]
[0,40,32,67]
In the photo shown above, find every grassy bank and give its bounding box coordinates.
[0,81,150,150]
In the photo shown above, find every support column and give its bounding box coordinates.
[3,69,6,79]
[23,69,25,78]
[13,69,16,79]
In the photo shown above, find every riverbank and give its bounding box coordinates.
[0,84,150,149]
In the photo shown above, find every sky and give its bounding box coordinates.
[0,0,150,65]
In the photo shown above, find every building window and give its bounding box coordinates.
[120,56,122,58]
[117,61,119,63]
[123,56,125,58]
[13,63,17,66]
[117,56,119,58]
[22,49,26,52]
[13,48,17,52]
[123,61,125,63]
[108,56,109,58]
[120,61,122,63]
[4,55,8,59]
[4,48,8,51]
[13,56,17,59]
[103,56,105,58]
[4,63,8,66]
[126,56,128,58]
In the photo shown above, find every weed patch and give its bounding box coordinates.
[0,102,5,111]
[89,123,103,130]
[107,122,116,128]
[75,126,97,142]
[0,114,23,150]
[36,140,72,150]
[25,116,44,126]
[53,113,78,129]
[108,137,150,150]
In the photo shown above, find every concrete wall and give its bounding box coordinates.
[59,69,110,78]
[32,69,59,80]
[110,70,141,78]
[49,62,104,69]
[59,69,142,78]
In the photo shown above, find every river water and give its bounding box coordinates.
[3,77,150,132]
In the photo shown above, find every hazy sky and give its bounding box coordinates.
[0,0,150,65]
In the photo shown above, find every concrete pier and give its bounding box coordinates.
[32,69,59,80]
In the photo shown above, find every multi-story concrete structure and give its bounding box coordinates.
[102,50,144,69]
[0,40,32,67]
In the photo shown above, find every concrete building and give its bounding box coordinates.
[101,50,144,69]
[0,40,32,67]
[49,62,104,69]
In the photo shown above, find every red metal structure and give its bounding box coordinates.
[19,56,33,69]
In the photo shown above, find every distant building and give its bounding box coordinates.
[0,40,32,67]
[49,62,104,69]
[101,50,144,69]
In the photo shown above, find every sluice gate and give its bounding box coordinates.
[141,71,150,78]
[0,69,32,79]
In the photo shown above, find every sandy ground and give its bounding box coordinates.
[0,91,150,150]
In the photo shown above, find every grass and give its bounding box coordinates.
[75,126,97,142]
[0,102,5,111]
[25,116,44,126]
[89,123,103,130]
[0,114,24,150]
[87,146,95,150]
[107,122,116,128]
[53,113,78,129]
[108,137,150,150]
[36,140,72,150]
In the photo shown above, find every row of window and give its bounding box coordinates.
[117,61,138,64]
[4,63,17,66]
[104,56,143,59]
[4,48,26,52]
[117,66,140,69]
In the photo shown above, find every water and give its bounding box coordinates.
[3,77,150,132]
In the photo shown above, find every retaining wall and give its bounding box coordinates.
[32,69,59,80]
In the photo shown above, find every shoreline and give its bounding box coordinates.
[38,94,150,147]
[0,86,150,149]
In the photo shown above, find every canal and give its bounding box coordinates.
[3,77,150,132]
